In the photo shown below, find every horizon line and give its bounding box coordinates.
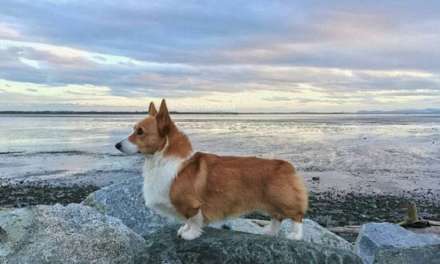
[1,109,440,115]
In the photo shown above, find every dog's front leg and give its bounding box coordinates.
[177,209,204,240]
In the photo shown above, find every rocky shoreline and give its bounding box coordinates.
[0,184,98,208]
[1,177,439,263]
[2,182,439,240]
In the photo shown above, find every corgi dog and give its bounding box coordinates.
[115,100,308,240]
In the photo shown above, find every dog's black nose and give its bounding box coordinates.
[115,142,122,150]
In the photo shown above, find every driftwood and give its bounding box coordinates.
[329,224,440,237]
[328,202,440,237]
[250,219,270,227]
[399,201,440,228]
[328,225,361,234]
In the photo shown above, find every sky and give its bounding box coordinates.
[0,1,439,112]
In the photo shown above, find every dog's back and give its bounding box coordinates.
[171,152,308,223]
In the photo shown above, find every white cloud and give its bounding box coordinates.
[18,57,40,69]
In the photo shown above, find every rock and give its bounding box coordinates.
[83,178,352,252]
[146,226,362,264]
[0,226,6,242]
[373,244,440,264]
[211,218,353,251]
[0,204,147,264]
[143,225,362,264]
[82,177,175,236]
[355,222,440,264]
[284,219,353,251]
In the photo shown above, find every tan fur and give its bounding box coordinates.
[148,102,158,116]
[127,101,192,158]
[132,99,308,224]
[172,152,308,223]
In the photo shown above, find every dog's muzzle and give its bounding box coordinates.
[115,138,139,154]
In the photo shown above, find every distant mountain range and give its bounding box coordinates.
[1,109,440,115]
[356,108,440,114]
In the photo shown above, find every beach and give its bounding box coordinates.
[1,113,439,231]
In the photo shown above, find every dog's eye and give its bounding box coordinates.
[136,128,144,135]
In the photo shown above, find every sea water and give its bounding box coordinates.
[1,113,439,194]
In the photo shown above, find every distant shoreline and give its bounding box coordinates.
[0,111,346,115]
[1,110,440,115]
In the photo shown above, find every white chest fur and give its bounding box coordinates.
[142,153,184,220]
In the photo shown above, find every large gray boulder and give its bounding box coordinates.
[143,225,362,264]
[355,222,440,264]
[0,204,147,264]
[83,177,352,251]
[82,177,175,236]
[212,218,353,251]
[373,244,440,264]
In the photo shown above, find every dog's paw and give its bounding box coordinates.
[287,231,303,240]
[180,226,203,240]
[177,223,189,237]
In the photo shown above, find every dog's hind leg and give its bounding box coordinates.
[286,220,303,240]
[283,211,304,240]
[263,218,282,236]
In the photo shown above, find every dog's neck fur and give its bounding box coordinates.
[142,127,192,220]
[160,124,193,159]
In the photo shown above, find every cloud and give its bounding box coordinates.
[3,1,439,68]
[0,23,20,39]
[0,1,440,111]
[262,96,293,102]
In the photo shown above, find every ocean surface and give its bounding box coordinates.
[1,113,440,195]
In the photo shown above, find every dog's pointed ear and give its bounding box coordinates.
[156,99,171,137]
[148,102,157,116]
